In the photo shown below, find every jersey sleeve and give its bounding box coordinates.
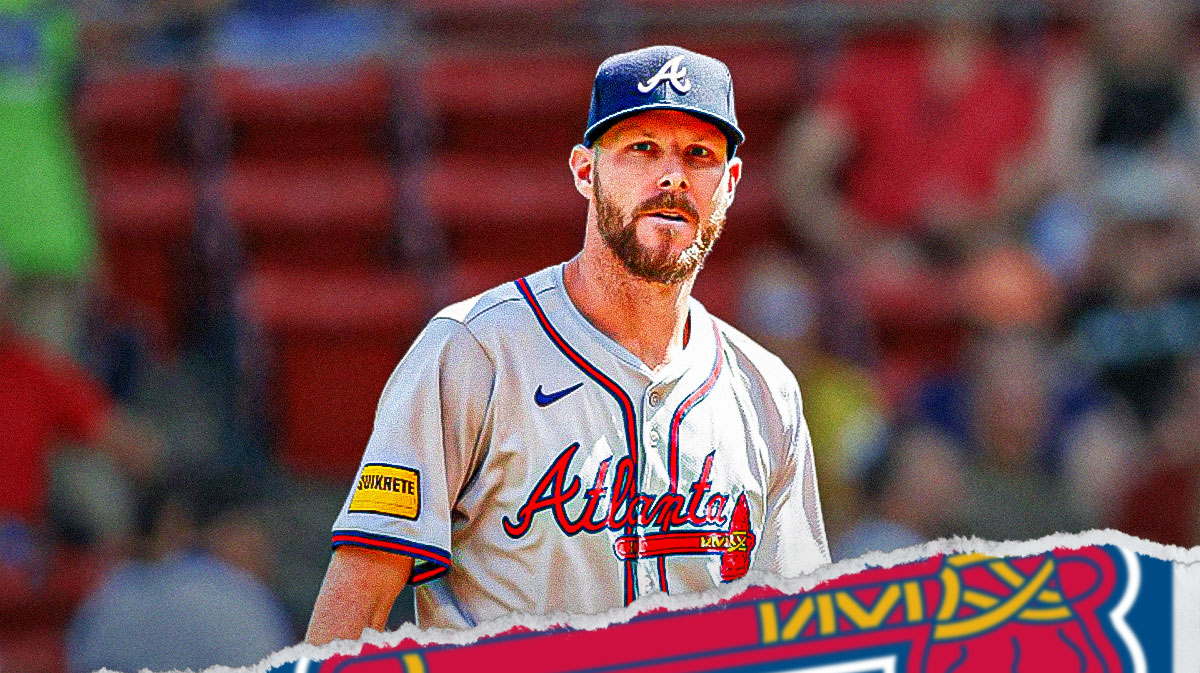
[331,316,494,585]
[757,377,831,577]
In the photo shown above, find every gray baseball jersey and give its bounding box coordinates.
[331,263,829,629]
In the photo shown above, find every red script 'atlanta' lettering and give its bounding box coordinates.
[502,444,728,539]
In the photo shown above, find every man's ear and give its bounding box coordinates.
[569,144,595,199]
[724,156,743,203]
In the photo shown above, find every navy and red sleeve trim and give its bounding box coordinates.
[331,530,451,585]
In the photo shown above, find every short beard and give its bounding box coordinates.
[593,171,728,285]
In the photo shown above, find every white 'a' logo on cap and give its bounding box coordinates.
[638,54,692,94]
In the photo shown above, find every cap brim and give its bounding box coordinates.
[584,103,745,155]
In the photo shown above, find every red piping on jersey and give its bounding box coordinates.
[515,276,641,606]
[669,324,725,492]
[332,533,451,565]
[515,278,640,458]
[658,324,725,592]
[410,566,447,584]
[332,531,452,585]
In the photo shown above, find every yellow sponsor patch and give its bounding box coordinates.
[349,464,421,520]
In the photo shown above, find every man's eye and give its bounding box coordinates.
[631,141,654,152]
[688,146,714,158]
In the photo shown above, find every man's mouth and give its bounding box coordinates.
[641,209,694,224]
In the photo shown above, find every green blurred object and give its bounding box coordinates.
[0,0,95,279]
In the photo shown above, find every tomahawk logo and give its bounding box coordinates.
[756,546,1157,672]
[638,54,692,94]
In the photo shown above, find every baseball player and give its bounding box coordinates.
[306,45,830,644]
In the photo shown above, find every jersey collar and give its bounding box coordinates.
[551,262,719,387]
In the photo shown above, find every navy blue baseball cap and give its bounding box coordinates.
[584,46,744,157]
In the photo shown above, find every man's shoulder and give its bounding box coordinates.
[709,314,802,404]
[428,264,560,342]
[711,316,794,381]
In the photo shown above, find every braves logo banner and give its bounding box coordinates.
[271,541,1191,673]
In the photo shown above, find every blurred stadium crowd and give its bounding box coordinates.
[3,0,1200,670]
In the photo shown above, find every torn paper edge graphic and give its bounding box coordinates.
[124,529,1200,673]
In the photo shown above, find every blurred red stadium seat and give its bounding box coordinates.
[91,166,196,354]
[421,50,592,154]
[224,159,396,270]
[720,45,805,104]
[410,0,581,12]
[241,269,428,480]
[208,62,393,161]
[75,68,188,167]
[423,51,591,117]
[78,68,195,355]
[428,154,582,265]
[621,0,792,6]
[92,167,194,242]
[407,0,584,40]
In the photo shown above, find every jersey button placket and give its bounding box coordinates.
[638,422,662,596]
[642,388,672,596]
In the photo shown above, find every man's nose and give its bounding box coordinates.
[658,158,689,192]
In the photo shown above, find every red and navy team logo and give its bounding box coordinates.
[285,544,1172,673]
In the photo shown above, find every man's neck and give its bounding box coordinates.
[563,245,693,372]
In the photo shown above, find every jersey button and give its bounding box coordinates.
[648,390,662,407]
[649,428,661,448]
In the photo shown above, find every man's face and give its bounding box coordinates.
[584,110,740,284]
